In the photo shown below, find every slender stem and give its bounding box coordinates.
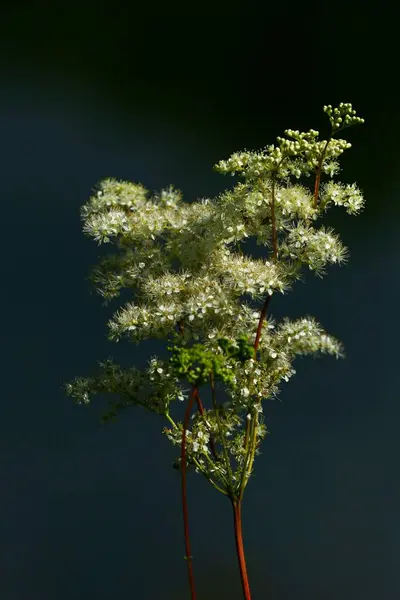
[232,498,252,600]
[165,412,177,429]
[195,393,220,461]
[238,415,255,501]
[313,138,331,208]
[181,385,198,600]
[270,175,278,261]
[244,417,258,491]
[237,419,250,497]
[210,371,234,495]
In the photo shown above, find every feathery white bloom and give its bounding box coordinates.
[320,181,365,215]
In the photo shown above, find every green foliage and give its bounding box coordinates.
[167,335,256,386]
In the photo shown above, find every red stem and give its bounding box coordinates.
[181,386,198,600]
[313,167,322,207]
[313,138,331,208]
[232,499,252,600]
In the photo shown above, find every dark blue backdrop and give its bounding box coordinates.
[1,6,399,599]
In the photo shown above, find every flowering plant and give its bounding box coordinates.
[65,103,365,599]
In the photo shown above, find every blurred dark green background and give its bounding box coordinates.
[1,4,399,599]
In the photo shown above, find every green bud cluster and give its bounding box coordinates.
[213,103,363,184]
[167,335,254,387]
[323,102,365,133]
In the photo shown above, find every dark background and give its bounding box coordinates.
[1,4,399,599]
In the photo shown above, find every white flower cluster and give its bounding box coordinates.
[274,184,318,220]
[209,250,290,299]
[208,183,273,247]
[82,180,186,246]
[74,102,363,378]
[66,102,365,495]
[207,316,342,417]
[280,223,349,276]
[162,407,267,487]
[273,316,344,358]
[107,270,245,343]
[88,245,173,304]
[164,421,211,456]
[82,179,149,217]
[164,413,221,484]
[198,306,275,350]
[107,301,179,342]
[220,354,295,410]
[106,246,296,345]
[320,181,365,215]
[147,355,189,402]
[65,356,190,415]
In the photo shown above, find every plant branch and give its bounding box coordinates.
[232,498,252,600]
[210,370,235,497]
[195,393,220,461]
[313,138,331,207]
